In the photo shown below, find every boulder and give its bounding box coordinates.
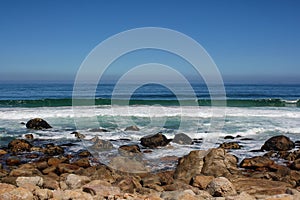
[26,118,52,129]
[8,139,32,153]
[16,176,43,187]
[43,144,64,156]
[124,125,140,131]
[66,174,91,189]
[72,158,91,168]
[224,135,235,140]
[174,150,207,183]
[118,176,142,193]
[6,156,21,165]
[70,131,85,139]
[141,133,172,148]
[82,180,121,197]
[191,175,214,189]
[172,133,193,145]
[206,177,236,197]
[201,148,239,178]
[90,136,114,151]
[33,189,53,200]
[219,142,241,149]
[160,190,198,200]
[240,156,274,169]
[118,144,141,156]
[261,135,295,151]
[0,187,33,200]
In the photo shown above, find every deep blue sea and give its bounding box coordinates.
[0,83,299,171]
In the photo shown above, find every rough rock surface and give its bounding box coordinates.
[26,118,52,129]
[201,148,239,178]
[124,125,140,131]
[206,177,237,197]
[240,156,274,169]
[173,150,207,183]
[261,135,295,151]
[172,133,193,145]
[8,139,32,153]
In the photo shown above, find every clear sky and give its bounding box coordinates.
[0,0,299,84]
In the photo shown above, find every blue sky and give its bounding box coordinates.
[0,0,299,83]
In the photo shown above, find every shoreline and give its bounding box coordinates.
[0,120,300,199]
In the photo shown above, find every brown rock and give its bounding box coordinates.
[57,163,80,174]
[42,176,60,190]
[16,176,43,187]
[48,157,66,166]
[141,133,172,148]
[109,156,149,173]
[8,139,32,153]
[78,150,91,157]
[124,125,140,131]
[0,149,8,155]
[34,189,53,200]
[118,176,142,193]
[206,177,236,197]
[9,164,42,177]
[0,187,33,200]
[0,183,16,195]
[174,150,207,183]
[240,156,274,169]
[24,134,34,140]
[219,142,241,149]
[201,148,239,178]
[72,158,91,168]
[261,135,295,151]
[118,144,141,157]
[43,145,64,156]
[42,165,57,174]
[90,136,114,151]
[26,118,52,129]
[82,180,121,197]
[191,175,214,189]
[65,174,91,189]
[6,156,21,166]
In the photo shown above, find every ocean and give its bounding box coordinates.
[0,82,299,171]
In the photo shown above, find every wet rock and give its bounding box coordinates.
[66,174,91,189]
[172,133,193,145]
[240,156,274,169]
[118,144,141,156]
[70,131,85,139]
[43,144,64,156]
[224,135,235,140]
[219,142,241,149]
[16,176,43,187]
[206,177,237,197]
[0,187,33,200]
[141,133,172,148]
[174,150,207,183]
[191,175,214,189]
[6,156,21,165]
[24,134,33,140]
[26,118,52,129]
[291,158,300,170]
[124,125,140,131]
[9,164,42,177]
[48,157,67,166]
[78,150,92,157]
[90,136,114,151]
[261,135,295,151]
[8,139,32,153]
[201,148,239,178]
[33,189,53,200]
[57,163,80,174]
[89,128,109,132]
[72,158,91,168]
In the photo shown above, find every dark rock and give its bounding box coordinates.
[201,148,239,178]
[58,163,80,174]
[224,135,235,140]
[118,145,141,156]
[89,128,109,132]
[20,122,26,125]
[219,142,241,149]
[8,139,32,153]
[26,118,52,129]
[70,131,85,139]
[291,158,300,170]
[140,133,172,148]
[25,134,34,140]
[72,158,91,168]
[192,138,202,144]
[124,125,140,131]
[172,133,193,145]
[240,156,274,169]
[240,138,254,141]
[261,135,295,151]
[43,145,64,156]
[90,136,114,151]
[78,150,91,157]
[174,150,206,183]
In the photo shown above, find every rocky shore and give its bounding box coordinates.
[0,118,300,199]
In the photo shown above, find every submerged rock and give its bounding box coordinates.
[219,142,241,149]
[140,133,172,148]
[8,139,32,153]
[261,135,295,151]
[26,118,52,130]
[124,125,140,131]
[90,136,114,151]
[172,133,193,145]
